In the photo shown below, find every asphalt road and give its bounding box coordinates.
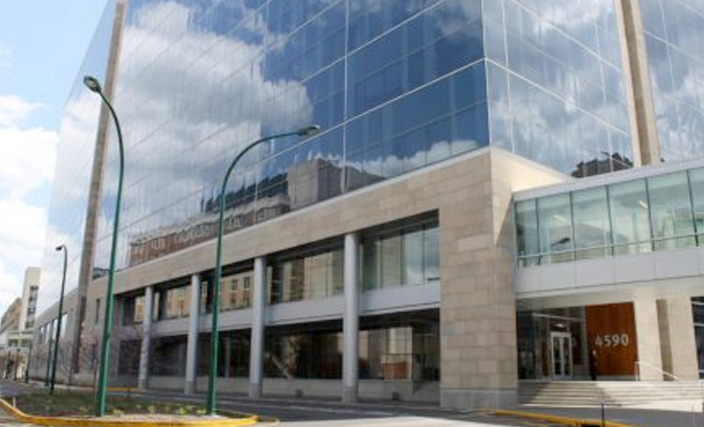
[1,380,691,426]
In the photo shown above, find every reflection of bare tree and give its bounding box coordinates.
[77,330,102,389]
[53,340,76,387]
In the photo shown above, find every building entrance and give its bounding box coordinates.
[518,303,638,381]
[550,331,573,380]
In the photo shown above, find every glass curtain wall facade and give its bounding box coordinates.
[483,0,632,177]
[89,0,633,275]
[35,1,118,314]
[639,0,704,162]
[516,165,704,266]
[93,0,489,273]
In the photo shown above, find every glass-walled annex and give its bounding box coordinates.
[518,302,638,381]
[515,166,704,267]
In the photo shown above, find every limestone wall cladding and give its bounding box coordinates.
[91,148,566,404]
[657,296,699,380]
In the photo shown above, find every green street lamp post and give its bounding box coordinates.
[206,124,321,415]
[84,75,125,417]
[49,244,68,394]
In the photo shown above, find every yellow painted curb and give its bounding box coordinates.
[0,397,257,427]
[493,409,639,427]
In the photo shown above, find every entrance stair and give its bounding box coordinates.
[519,381,704,406]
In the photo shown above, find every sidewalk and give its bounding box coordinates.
[517,401,703,427]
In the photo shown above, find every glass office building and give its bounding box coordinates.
[640,0,704,162]
[82,0,633,272]
[33,0,704,408]
[35,0,117,315]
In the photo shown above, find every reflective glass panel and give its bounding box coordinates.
[572,187,611,260]
[537,194,574,264]
[647,172,696,250]
[608,180,651,255]
[515,199,539,266]
[689,168,704,243]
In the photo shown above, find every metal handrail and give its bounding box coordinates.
[519,233,704,267]
[634,360,682,381]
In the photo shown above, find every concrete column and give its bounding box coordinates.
[633,295,663,380]
[342,233,359,403]
[137,285,154,389]
[184,274,201,394]
[249,257,266,398]
[657,297,698,380]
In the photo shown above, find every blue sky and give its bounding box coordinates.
[0,0,108,315]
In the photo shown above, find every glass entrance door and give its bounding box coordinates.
[550,332,573,380]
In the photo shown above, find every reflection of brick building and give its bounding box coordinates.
[128,193,289,266]
[128,159,354,267]
[288,158,342,210]
[571,153,633,178]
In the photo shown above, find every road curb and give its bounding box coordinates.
[493,409,640,427]
[0,397,258,427]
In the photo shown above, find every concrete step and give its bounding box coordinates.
[520,381,704,406]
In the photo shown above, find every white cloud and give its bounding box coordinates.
[0,94,42,127]
[0,126,58,199]
[0,93,58,316]
[92,0,313,253]
[0,260,21,314]
[0,199,47,266]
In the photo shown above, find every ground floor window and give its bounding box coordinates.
[118,339,141,375]
[197,331,250,377]
[144,310,439,381]
[264,321,343,379]
[261,309,440,381]
[517,303,637,381]
[360,310,439,381]
[691,297,704,379]
[150,336,187,376]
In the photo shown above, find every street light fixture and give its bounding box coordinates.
[49,244,68,394]
[84,74,125,417]
[207,124,321,415]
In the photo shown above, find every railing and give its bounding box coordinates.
[518,233,703,268]
[634,360,682,382]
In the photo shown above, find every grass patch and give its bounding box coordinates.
[12,392,209,418]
